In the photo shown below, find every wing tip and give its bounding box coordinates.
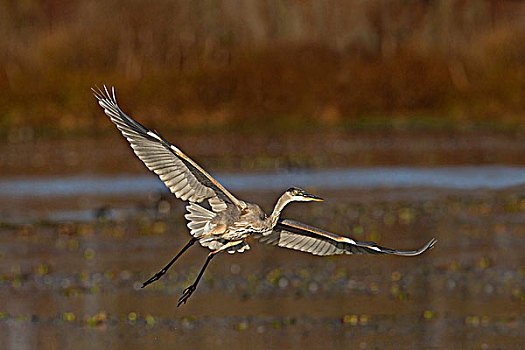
[386,237,437,257]
[92,84,117,104]
[412,237,437,256]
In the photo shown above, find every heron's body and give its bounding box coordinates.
[190,201,267,245]
[93,86,436,307]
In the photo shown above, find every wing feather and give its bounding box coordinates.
[258,219,436,256]
[93,86,240,210]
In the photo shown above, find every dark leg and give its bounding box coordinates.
[142,237,197,288]
[177,240,244,307]
[177,252,215,307]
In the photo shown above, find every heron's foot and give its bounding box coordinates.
[177,285,196,307]
[141,269,167,288]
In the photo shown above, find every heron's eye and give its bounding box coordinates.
[293,190,299,195]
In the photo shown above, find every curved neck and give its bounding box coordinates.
[268,194,292,228]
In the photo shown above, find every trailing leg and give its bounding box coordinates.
[142,237,197,288]
[177,240,243,307]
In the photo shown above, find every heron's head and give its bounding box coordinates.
[285,187,324,202]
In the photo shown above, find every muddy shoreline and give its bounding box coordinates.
[1,130,524,177]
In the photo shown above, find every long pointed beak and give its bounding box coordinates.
[305,193,324,201]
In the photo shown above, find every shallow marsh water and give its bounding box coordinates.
[0,132,524,349]
[1,185,524,349]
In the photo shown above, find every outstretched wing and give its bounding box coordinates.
[258,219,436,256]
[93,86,241,211]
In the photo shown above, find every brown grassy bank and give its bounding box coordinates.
[0,0,524,137]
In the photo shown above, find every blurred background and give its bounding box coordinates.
[0,0,524,349]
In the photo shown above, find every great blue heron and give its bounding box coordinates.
[93,86,436,307]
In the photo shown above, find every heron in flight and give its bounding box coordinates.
[93,86,436,307]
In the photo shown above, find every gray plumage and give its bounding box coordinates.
[93,85,436,306]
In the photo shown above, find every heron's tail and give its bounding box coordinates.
[184,203,215,238]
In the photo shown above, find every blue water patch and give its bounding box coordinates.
[1,166,524,197]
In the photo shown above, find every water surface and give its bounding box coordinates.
[2,166,524,197]
[0,167,523,349]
